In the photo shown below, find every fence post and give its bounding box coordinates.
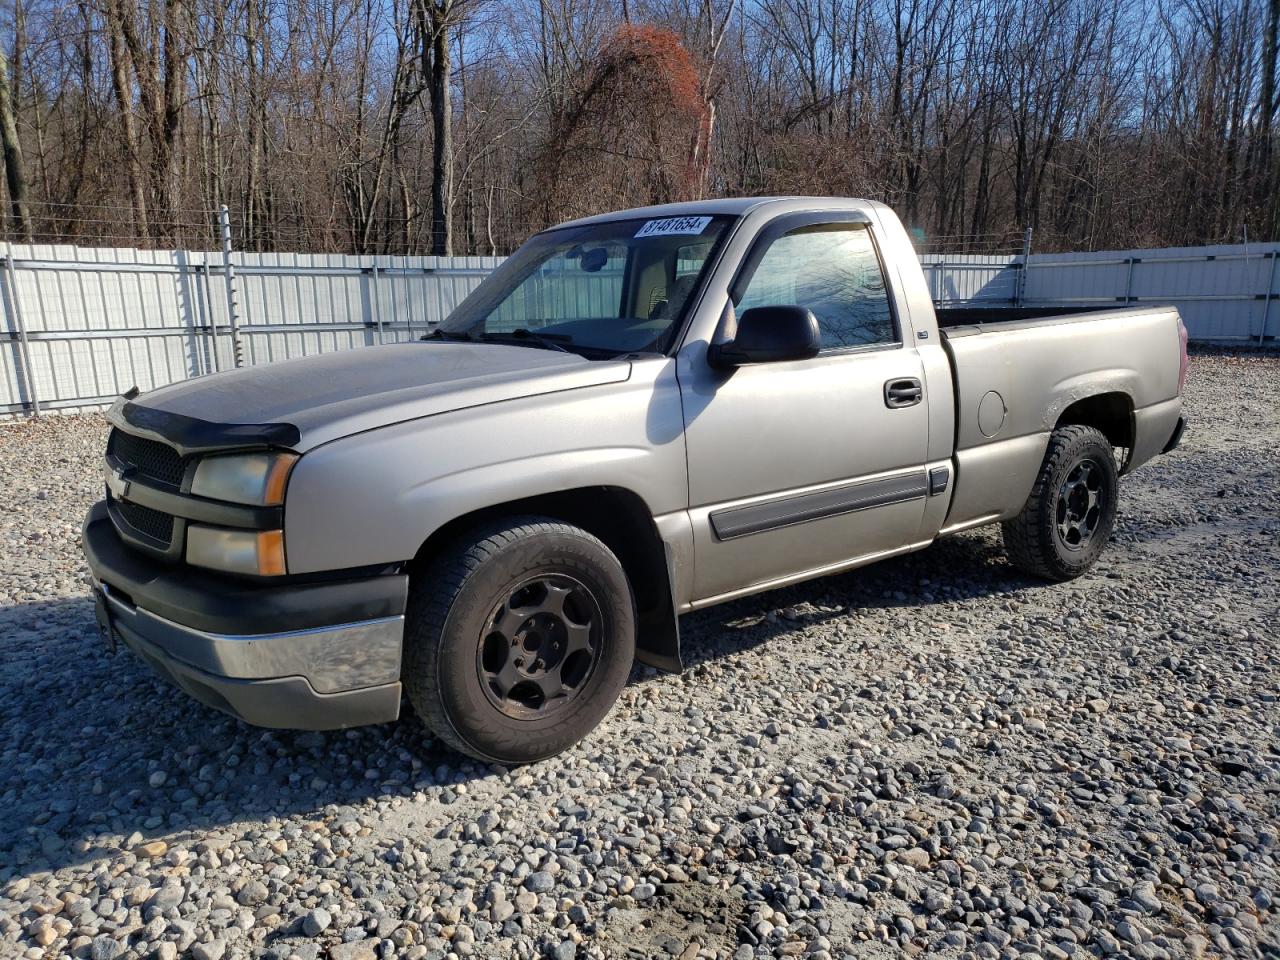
[1016,227,1033,306]
[201,261,220,372]
[219,204,246,367]
[1260,251,1279,346]
[176,250,205,378]
[370,263,385,344]
[2,246,40,416]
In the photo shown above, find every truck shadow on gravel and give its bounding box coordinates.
[671,528,1038,671]
[1,529,1033,880]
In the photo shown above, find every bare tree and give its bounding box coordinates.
[3,0,1276,253]
[416,0,479,255]
[0,47,32,239]
[103,0,150,235]
[1256,0,1279,234]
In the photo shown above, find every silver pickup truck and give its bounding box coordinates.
[83,197,1187,763]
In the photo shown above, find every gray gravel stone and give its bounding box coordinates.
[149,881,184,912]
[524,871,555,893]
[190,940,226,960]
[235,879,269,906]
[327,939,379,960]
[303,906,332,936]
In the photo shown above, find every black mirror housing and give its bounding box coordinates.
[708,305,821,369]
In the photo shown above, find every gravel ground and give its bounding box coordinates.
[1,354,1277,960]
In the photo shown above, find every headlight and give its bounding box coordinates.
[187,526,287,576]
[191,451,298,505]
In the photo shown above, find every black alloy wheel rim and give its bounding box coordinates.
[477,574,603,720]
[1056,458,1105,551]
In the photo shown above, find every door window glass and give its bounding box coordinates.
[736,224,897,349]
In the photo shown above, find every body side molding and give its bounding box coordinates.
[710,470,929,541]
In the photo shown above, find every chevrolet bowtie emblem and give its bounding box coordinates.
[104,463,132,499]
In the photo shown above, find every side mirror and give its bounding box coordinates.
[708,305,821,369]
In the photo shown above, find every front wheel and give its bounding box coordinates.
[1002,424,1119,581]
[403,517,635,763]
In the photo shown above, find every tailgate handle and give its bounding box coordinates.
[884,377,923,408]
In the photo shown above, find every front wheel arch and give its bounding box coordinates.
[409,486,681,673]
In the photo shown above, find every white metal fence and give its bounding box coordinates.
[2,240,1275,416]
[1,245,498,415]
[920,241,1280,342]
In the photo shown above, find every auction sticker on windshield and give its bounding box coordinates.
[635,216,713,238]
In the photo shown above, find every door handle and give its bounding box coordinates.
[884,378,923,408]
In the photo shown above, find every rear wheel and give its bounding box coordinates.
[403,517,635,763]
[1002,425,1118,581]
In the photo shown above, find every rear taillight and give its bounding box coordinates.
[1176,316,1189,395]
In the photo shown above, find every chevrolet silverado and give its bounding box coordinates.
[83,197,1188,763]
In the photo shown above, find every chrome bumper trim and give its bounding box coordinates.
[99,582,403,693]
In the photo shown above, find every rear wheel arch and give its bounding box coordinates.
[1055,392,1135,468]
[410,486,682,674]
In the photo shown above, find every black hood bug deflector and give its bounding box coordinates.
[106,395,301,457]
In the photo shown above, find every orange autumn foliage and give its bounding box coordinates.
[595,24,705,123]
[535,24,709,224]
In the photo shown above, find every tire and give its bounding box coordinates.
[403,516,636,764]
[1001,425,1119,581]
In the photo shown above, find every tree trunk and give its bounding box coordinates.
[428,1,453,256]
[244,0,267,247]
[108,0,186,240]
[104,0,149,238]
[0,48,32,241]
[157,0,185,235]
[1260,0,1279,235]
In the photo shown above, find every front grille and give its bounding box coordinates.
[109,429,187,488]
[114,497,175,546]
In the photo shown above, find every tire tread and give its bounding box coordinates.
[1001,424,1116,581]
[402,516,623,762]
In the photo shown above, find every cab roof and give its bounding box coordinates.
[554,196,881,231]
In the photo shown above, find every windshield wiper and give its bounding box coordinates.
[479,329,572,353]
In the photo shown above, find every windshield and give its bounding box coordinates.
[436,215,734,357]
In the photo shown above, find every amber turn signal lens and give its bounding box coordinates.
[263,454,298,506]
[256,529,287,576]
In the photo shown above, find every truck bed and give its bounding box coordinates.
[935,304,1185,535]
[935,305,1125,333]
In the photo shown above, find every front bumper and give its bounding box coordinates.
[83,501,408,730]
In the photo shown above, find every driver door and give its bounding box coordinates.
[678,218,931,602]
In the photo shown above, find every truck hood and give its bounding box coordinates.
[117,342,633,452]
